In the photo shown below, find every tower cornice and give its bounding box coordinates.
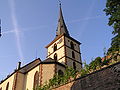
[45,34,81,48]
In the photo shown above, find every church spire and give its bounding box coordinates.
[56,4,70,37]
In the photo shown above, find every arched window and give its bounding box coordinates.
[70,42,74,50]
[0,87,2,90]
[54,53,57,61]
[58,70,64,76]
[72,51,75,58]
[73,62,76,70]
[33,71,39,89]
[6,82,9,90]
[54,44,57,52]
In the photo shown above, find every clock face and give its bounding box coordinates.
[52,38,63,48]
[58,38,62,44]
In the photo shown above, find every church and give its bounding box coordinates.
[0,5,82,90]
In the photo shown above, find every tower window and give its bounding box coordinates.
[54,53,57,61]
[70,42,74,50]
[33,71,39,89]
[58,70,64,76]
[54,44,57,52]
[73,62,76,70]
[6,82,9,90]
[72,51,75,58]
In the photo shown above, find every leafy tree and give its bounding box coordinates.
[104,0,120,53]
[104,0,120,34]
[64,67,78,82]
[80,68,88,77]
[89,57,102,71]
[89,60,96,71]
[80,61,90,76]
[83,62,90,73]
[102,58,109,65]
[94,57,102,68]
[107,35,119,54]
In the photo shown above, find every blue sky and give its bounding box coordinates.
[0,0,113,80]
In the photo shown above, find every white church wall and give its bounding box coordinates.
[41,64,55,85]
[49,46,65,60]
[0,73,14,90]
[47,36,64,56]
[65,37,80,52]
[66,58,82,72]
[56,65,65,73]
[16,72,24,90]
[58,57,66,65]
[24,65,39,90]
[66,47,81,62]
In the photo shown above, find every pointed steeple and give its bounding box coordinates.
[56,4,70,37]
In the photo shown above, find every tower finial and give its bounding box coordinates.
[58,0,61,6]
[0,19,1,37]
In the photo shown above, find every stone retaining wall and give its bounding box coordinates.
[52,62,120,90]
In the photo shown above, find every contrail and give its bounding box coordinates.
[2,15,104,35]
[9,0,24,62]
[2,30,15,34]
[2,25,48,34]
[68,15,105,24]
[77,0,98,38]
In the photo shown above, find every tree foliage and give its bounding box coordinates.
[80,57,102,76]
[104,0,120,34]
[89,57,102,70]
[34,55,119,90]
[104,0,120,54]
[107,35,119,54]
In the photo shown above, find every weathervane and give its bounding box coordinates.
[58,0,61,6]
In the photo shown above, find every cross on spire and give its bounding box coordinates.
[0,19,1,37]
[56,4,70,37]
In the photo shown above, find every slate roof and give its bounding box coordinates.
[56,4,70,37]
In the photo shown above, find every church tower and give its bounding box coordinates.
[45,5,82,71]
